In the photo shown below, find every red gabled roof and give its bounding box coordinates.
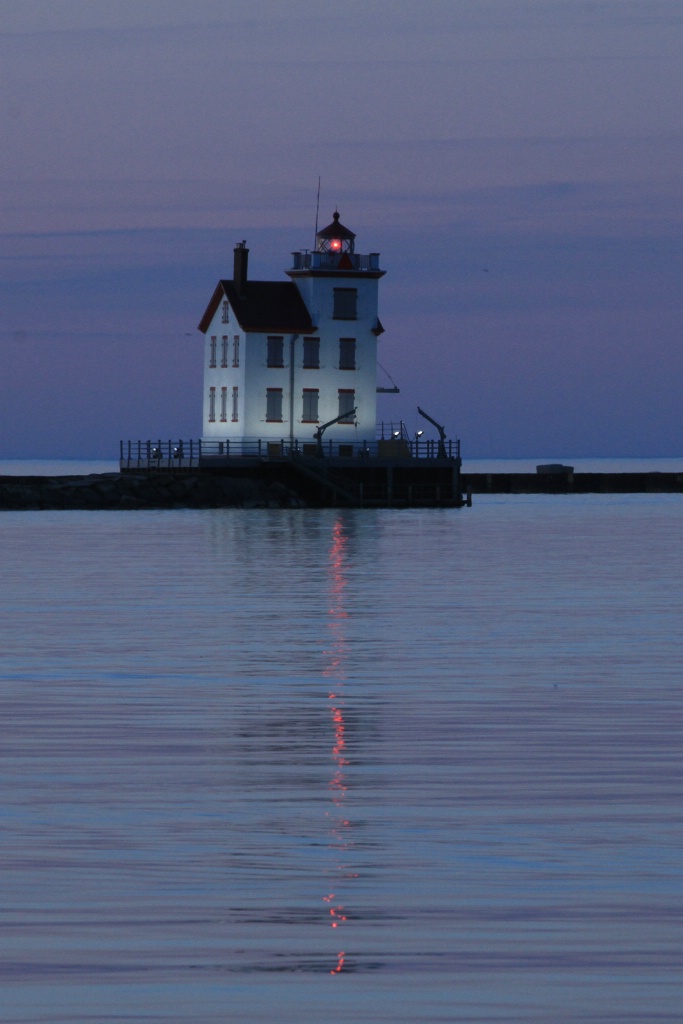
[198,280,315,334]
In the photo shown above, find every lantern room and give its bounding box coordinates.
[316,211,355,254]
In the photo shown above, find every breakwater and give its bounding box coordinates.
[0,473,302,511]
[1,470,682,511]
[462,472,683,494]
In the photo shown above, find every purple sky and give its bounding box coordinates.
[1,0,682,458]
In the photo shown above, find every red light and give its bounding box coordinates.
[330,239,342,251]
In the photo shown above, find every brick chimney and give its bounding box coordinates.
[233,241,248,297]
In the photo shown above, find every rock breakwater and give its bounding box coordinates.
[461,471,683,494]
[0,473,303,511]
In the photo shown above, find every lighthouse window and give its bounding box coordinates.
[208,386,216,422]
[233,335,240,367]
[339,338,356,370]
[209,336,217,368]
[220,387,228,422]
[302,389,319,423]
[266,388,283,422]
[221,301,229,324]
[267,336,284,367]
[221,336,229,368]
[303,337,320,369]
[232,386,239,422]
[338,389,355,423]
[333,288,357,320]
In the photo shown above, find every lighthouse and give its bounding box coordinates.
[197,212,385,452]
[122,212,463,505]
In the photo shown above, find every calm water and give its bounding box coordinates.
[0,496,681,1023]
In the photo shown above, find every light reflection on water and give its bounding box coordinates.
[0,497,681,1022]
[324,518,352,974]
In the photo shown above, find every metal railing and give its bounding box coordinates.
[377,420,411,441]
[120,436,460,469]
[119,439,200,470]
[290,251,381,272]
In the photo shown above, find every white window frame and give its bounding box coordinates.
[339,337,356,370]
[338,389,355,423]
[267,336,284,368]
[302,388,319,423]
[333,288,357,320]
[266,388,283,422]
[303,337,320,369]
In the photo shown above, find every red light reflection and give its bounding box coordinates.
[330,950,345,974]
[323,518,354,974]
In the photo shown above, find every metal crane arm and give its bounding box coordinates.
[314,408,357,455]
[417,406,448,458]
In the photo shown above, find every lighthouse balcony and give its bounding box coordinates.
[290,250,382,272]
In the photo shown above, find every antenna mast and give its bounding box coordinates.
[314,177,321,249]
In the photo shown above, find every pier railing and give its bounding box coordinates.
[119,439,201,470]
[119,436,461,470]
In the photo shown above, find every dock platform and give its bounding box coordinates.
[119,437,465,508]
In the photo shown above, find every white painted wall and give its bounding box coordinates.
[201,299,246,441]
[290,272,380,444]
[200,265,382,450]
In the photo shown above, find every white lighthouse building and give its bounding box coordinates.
[121,213,463,505]
[197,212,385,454]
